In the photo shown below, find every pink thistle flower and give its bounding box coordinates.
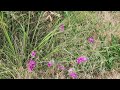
[68,68,78,79]
[60,24,64,32]
[76,56,88,64]
[57,64,65,70]
[27,59,36,72]
[31,51,36,57]
[47,60,54,67]
[88,37,94,43]
[69,72,78,79]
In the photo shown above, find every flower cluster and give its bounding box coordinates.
[68,68,78,79]
[27,51,37,72]
[47,60,54,67]
[27,59,36,72]
[26,24,95,79]
[76,56,88,64]
[88,37,94,43]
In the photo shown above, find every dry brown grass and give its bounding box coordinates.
[96,70,120,79]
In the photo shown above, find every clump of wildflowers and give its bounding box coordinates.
[68,68,78,79]
[27,59,36,72]
[31,51,36,58]
[88,37,94,43]
[76,56,88,64]
[27,50,37,72]
[47,60,54,67]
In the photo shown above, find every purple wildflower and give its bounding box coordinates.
[88,37,94,43]
[27,59,36,72]
[69,72,78,79]
[68,68,78,79]
[47,60,54,67]
[76,56,88,64]
[58,64,65,70]
[60,24,64,32]
[31,51,36,57]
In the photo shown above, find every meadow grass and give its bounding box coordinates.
[0,11,120,79]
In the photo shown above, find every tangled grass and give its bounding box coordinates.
[0,11,120,79]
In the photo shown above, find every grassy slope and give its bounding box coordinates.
[0,11,120,79]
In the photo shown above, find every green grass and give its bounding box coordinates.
[0,11,120,79]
